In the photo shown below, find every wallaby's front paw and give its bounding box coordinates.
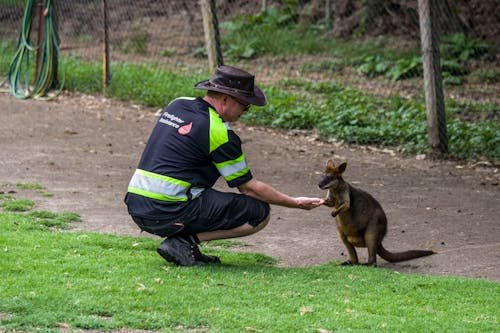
[331,210,339,217]
[323,198,335,207]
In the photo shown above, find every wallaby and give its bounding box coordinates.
[318,159,435,266]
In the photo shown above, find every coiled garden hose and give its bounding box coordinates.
[8,0,64,99]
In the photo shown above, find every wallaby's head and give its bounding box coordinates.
[318,160,347,190]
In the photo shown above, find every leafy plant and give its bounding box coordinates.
[356,55,391,78]
[441,33,489,62]
[387,57,422,81]
[220,6,328,59]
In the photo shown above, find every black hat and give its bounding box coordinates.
[194,65,267,106]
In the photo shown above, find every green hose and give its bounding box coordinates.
[8,0,64,99]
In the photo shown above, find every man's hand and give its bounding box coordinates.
[294,197,325,210]
[238,179,324,210]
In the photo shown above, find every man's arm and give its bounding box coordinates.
[238,178,324,210]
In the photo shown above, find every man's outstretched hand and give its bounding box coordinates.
[294,197,325,210]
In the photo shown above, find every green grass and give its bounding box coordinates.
[0,196,499,332]
[0,198,34,211]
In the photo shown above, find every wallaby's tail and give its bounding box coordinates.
[378,244,435,263]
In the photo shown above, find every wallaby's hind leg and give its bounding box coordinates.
[364,231,379,266]
[338,231,359,265]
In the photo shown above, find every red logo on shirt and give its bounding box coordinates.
[178,122,192,135]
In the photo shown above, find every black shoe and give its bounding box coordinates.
[191,243,221,264]
[157,237,205,267]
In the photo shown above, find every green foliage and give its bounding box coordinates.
[242,80,499,160]
[0,40,16,74]
[63,57,102,94]
[356,55,391,78]
[441,33,489,62]
[388,57,423,81]
[221,6,328,59]
[160,48,176,57]
[242,85,318,129]
[1,205,499,333]
[105,62,205,107]
[116,31,149,55]
[356,55,466,82]
[471,67,500,84]
[354,33,490,83]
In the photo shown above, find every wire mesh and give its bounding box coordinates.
[1,1,498,71]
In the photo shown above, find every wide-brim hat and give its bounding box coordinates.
[194,65,267,106]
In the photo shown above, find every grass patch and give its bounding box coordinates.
[0,198,34,211]
[26,210,80,229]
[0,199,499,332]
[16,183,44,190]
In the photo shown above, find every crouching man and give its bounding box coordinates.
[125,65,324,266]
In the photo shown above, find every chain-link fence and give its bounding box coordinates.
[1,0,498,157]
[2,1,497,72]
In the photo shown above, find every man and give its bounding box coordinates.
[125,65,324,266]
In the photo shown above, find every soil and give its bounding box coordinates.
[0,92,499,281]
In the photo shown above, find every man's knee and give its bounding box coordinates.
[249,209,270,233]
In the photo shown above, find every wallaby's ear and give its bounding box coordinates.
[338,162,347,174]
[326,159,335,170]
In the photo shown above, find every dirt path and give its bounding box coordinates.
[1,92,499,281]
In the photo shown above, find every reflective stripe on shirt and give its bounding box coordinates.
[127,169,203,202]
[213,154,250,182]
[209,107,229,153]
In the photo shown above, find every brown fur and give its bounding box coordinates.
[318,160,435,266]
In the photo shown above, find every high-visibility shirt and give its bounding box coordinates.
[124,97,253,218]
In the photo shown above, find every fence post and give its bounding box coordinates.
[200,0,223,74]
[325,0,332,30]
[418,0,448,158]
[102,0,110,92]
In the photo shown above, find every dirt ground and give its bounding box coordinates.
[0,92,499,281]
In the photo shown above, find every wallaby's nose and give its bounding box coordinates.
[318,178,329,190]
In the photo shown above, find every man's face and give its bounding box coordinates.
[221,95,250,122]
